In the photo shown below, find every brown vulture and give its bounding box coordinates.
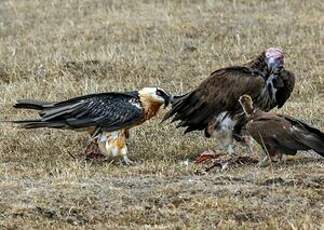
[239,94,324,165]
[163,48,295,156]
[10,87,171,164]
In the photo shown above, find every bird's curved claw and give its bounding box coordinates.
[122,156,135,165]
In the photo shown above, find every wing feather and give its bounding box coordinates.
[164,67,265,131]
[281,115,324,155]
[247,114,324,156]
[275,70,295,108]
[13,92,145,132]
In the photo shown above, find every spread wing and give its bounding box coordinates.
[13,92,144,133]
[163,67,265,133]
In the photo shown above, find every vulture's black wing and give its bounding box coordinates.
[13,92,145,133]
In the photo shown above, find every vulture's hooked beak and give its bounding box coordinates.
[265,47,284,74]
[267,56,284,74]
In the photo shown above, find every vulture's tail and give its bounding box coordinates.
[14,99,52,110]
[8,99,66,129]
[161,91,209,133]
[10,119,66,129]
[301,132,324,157]
[161,92,190,122]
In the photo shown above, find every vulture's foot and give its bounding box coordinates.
[257,153,282,167]
[242,136,256,157]
[122,156,135,165]
[226,144,237,157]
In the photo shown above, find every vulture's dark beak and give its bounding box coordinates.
[156,88,173,108]
[163,93,172,108]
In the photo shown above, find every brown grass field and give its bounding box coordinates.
[0,0,323,229]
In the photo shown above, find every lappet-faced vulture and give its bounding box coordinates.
[163,48,295,156]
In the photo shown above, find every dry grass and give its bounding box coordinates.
[0,0,323,229]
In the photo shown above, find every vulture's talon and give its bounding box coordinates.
[122,157,135,165]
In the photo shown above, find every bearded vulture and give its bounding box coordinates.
[163,48,295,156]
[11,87,171,164]
[239,94,324,166]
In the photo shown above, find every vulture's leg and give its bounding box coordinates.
[271,152,283,163]
[280,154,287,164]
[242,136,256,157]
[257,144,271,167]
[196,126,235,162]
[124,129,130,139]
[122,148,134,165]
[210,127,234,157]
[114,132,133,165]
[257,147,278,167]
[107,131,134,165]
[232,131,256,157]
[120,139,134,165]
[122,156,134,165]
[222,131,236,157]
[226,143,235,156]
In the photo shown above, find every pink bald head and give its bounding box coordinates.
[266,47,283,59]
[265,48,284,72]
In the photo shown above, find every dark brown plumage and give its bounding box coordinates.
[163,48,295,155]
[239,94,324,164]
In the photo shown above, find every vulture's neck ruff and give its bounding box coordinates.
[246,52,267,71]
[247,49,285,109]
